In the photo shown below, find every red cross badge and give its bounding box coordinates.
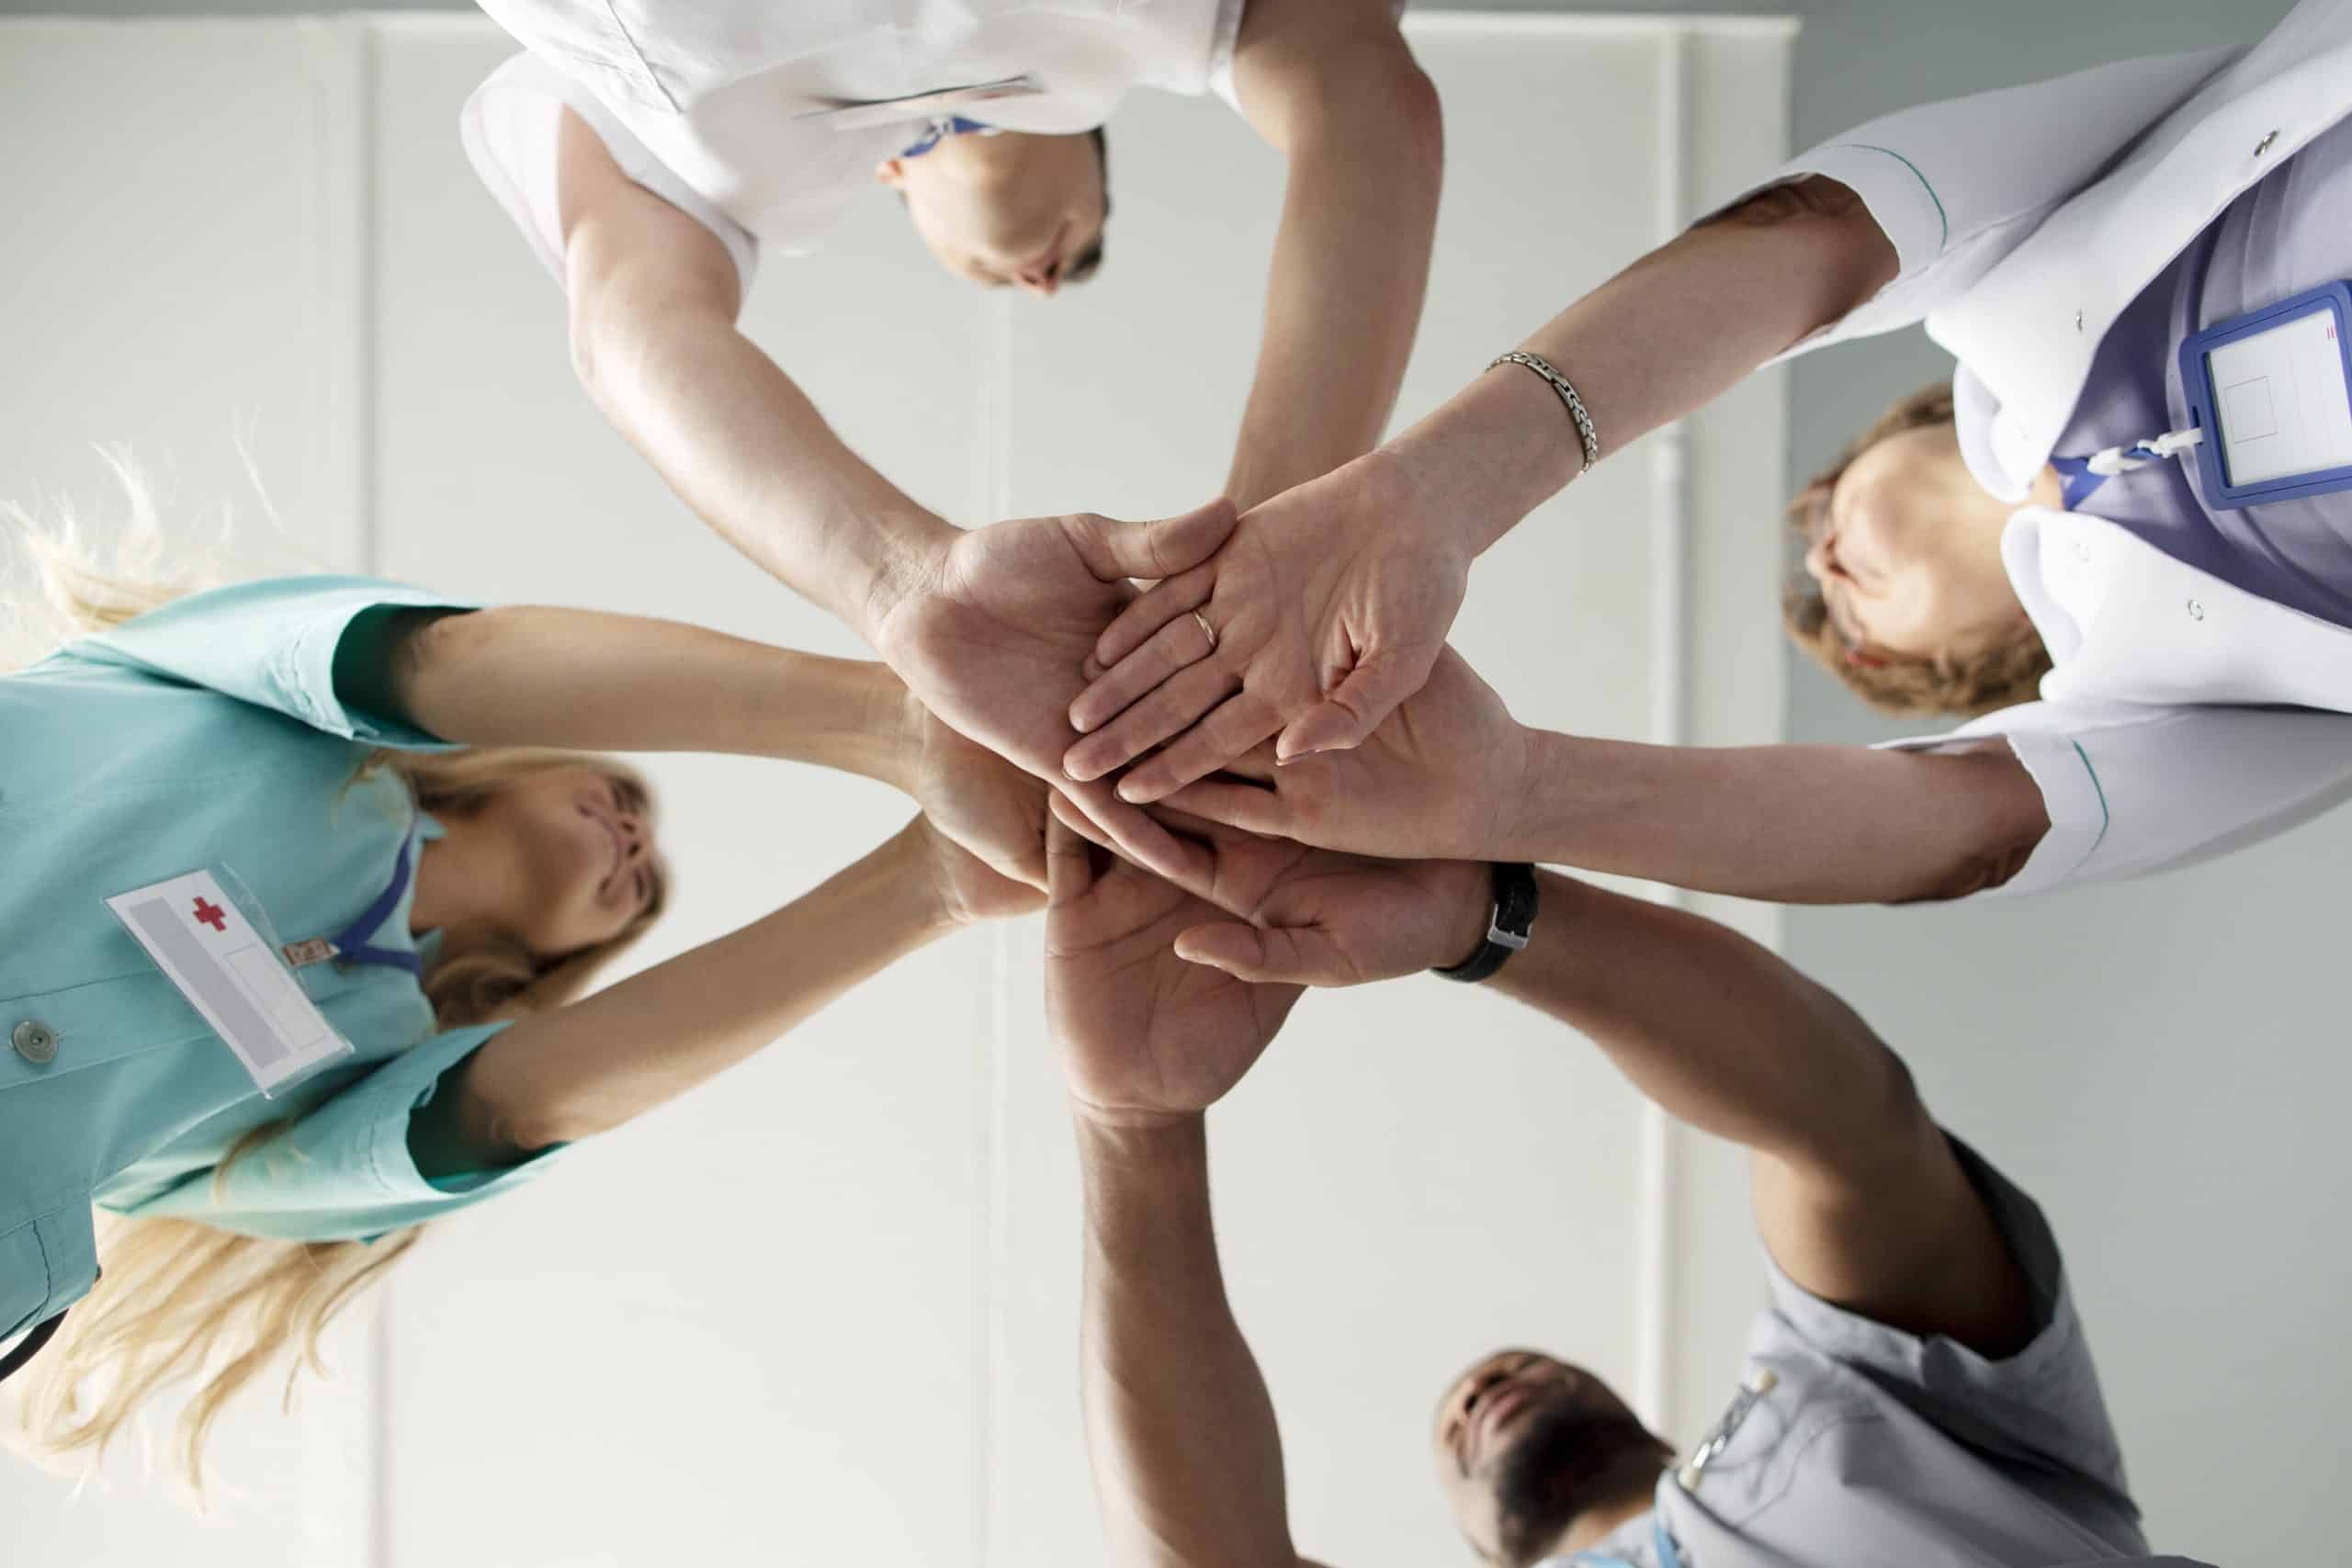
[192,896,229,932]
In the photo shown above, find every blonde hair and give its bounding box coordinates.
[4,457,666,1497]
[1781,382,2053,717]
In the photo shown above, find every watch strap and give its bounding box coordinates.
[1432,863,1539,983]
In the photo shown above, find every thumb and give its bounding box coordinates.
[1172,921,1270,977]
[1274,646,1433,762]
[1176,922,1357,987]
[1067,498,1238,584]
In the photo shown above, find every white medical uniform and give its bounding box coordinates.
[1736,0,2352,897]
[462,0,1250,299]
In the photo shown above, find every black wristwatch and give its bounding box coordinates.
[1432,863,1538,983]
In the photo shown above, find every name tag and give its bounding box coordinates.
[798,74,1044,131]
[106,868,355,1097]
[2180,280,2352,506]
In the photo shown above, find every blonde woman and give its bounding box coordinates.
[0,564,1044,1484]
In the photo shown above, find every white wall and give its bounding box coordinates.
[0,14,1789,1565]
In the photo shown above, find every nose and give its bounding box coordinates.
[1015,264,1061,297]
[616,808,649,862]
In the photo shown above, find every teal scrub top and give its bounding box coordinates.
[0,576,564,1347]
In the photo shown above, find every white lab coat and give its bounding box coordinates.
[462,0,1248,295]
[1747,0,2352,897]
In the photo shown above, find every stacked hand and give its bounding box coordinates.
[874,501,1242,894]
[1058,453,1474,805]
[873,472,1508,1120]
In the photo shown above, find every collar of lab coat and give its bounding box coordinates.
[2005,506,2352,713]
[1934,0,2352,493]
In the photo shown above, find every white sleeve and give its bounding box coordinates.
[460,52,759,306]
[1881,700,2352,898]
[1698,45,2235,363]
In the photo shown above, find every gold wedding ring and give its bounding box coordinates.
[1191,610,1218,654]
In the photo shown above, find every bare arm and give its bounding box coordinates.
[375,604,905,778]
[1222,0,1442,510]
[369,601,1051,891]
[556,109,955,639]
[1078,1116,1322,1568]
[1160,646,2049,905]
[1493,872,2032,1356]
[1064,178,1901,793]
[1500,731,2049,905]
[413,818,1000,1167]
[1384,177,1901,554]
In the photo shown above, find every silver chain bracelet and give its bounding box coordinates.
[1488,351,1600,474]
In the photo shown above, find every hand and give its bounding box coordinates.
[1158,645,1532,863]
[1060,452,1473,802]
[1044,815,1305,1129]
[873,501,1238,892]
[1047,795,1492,987]
[911,815,1046,928]
[896,690,1052,892]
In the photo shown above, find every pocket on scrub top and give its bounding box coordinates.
[0,1220,55,1348]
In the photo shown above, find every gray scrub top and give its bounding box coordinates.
[2055,107,2352,627]
[1553,1141,2211,1568]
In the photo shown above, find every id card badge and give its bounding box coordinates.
[2179,280,2352,507]
[798,74,1044,130]
[106,866,356,1098]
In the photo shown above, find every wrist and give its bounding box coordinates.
[1384,364,1587,558]
[856,509,959,647]
[1073,1108,1209,1166]
[1491,720,1553,862]
[882,818,969,940]
[1440,865,1498,971]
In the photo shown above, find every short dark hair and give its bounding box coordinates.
[1781,381,2052,717]
[1065,127,1111,285]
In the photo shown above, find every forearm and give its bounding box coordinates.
[1224,61,1442,511]
[572,298,956,641]
[1077,1116,1303,1568]
[1383,178,1899,557]
[1500,729,2047,904]
[1491,874,1916,1168]
[444,823,953,1156]
[388,606,914,785]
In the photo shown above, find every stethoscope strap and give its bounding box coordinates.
[0,1267,97,1385]
[0,1309,65,1384]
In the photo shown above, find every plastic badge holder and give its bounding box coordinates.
[2178,280,2352,508]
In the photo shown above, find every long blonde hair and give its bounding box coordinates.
[4,457,666,1496]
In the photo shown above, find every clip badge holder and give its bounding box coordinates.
[2178,280,2352,508]
[105,864,356,1098]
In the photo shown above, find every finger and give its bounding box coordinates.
[1069,608,1219,736]
[1064,659,1240,784]
[1175,921,1358,987]
[1161,776,1294,838]
[1064,499,1237,585]
[1088,562,1216,673]
[1273,647,1435,761]
[1047,788,1116,853]
[1218,740,1283,784]
[1044,809,1093,905]
[1114,690,1284,805]
[1058,778,1226,907]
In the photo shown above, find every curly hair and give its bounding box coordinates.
[1781,382,2052,717]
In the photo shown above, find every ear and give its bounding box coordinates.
[874,158,906,187]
